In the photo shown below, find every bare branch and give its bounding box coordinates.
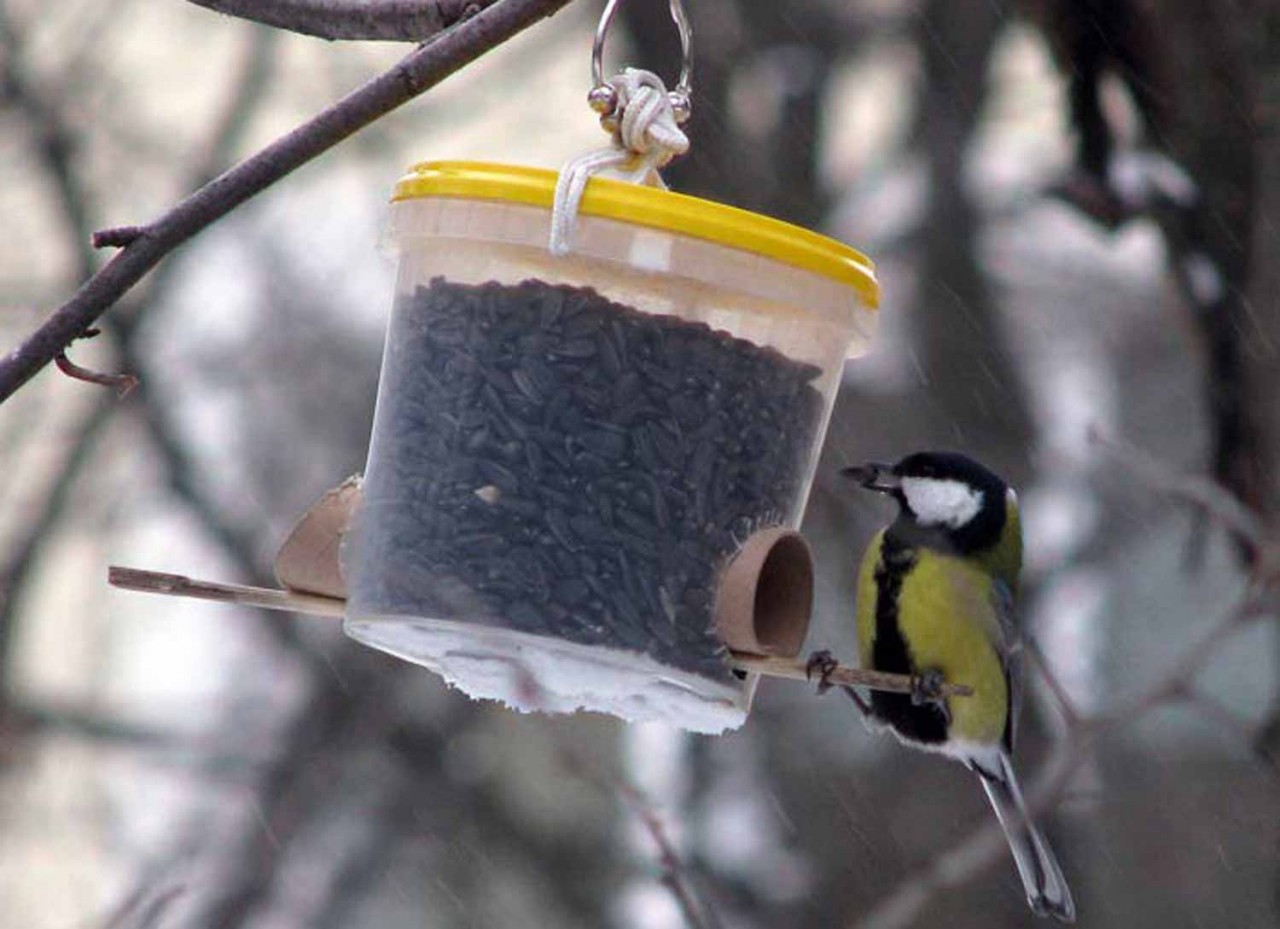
[192,27,280,185]
[0,395,115,695]
[6,697,178,749]
[184,0,500,41]
[563,750,722,929]
[0,0,576,405]
[1090,429,1271,552]
[1025,638,1082,727]
[1113,589,1273,720]
[1178,687,1280,778]
[0,21,311,694]
[101,884,186,929]
[619,785,721,929]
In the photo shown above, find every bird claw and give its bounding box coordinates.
[911,667,947,706]
[805,649,840,695]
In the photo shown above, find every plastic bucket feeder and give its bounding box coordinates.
[345,161,878,732]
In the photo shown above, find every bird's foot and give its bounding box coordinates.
[911,667,947,706]
[805,649,840,695]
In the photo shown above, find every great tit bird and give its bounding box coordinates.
[828,451,1075,921]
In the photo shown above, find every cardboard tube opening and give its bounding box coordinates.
[714,528,813,658]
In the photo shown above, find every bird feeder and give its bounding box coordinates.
[343,161,879,732]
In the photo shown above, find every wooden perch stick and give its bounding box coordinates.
[107,566,971,698]
[108,566,344,617]
[729,652,972,698]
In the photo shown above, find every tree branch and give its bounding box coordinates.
[184,0,501,41]
[1090,430,1273,558]
[0,0,576,405]
[0,22,331,701]
[561,749,723,929]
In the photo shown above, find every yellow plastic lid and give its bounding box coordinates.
[393,161,879,309]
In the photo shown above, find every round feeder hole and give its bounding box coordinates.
[714,528,813,659]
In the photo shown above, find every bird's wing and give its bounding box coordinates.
[992,577,1023,752]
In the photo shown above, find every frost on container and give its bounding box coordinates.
[346,162,878,733]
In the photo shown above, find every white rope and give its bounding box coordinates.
[549,68,690,256]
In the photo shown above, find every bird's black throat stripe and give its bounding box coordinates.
[870,536,949,744]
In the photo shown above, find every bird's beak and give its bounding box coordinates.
[841,462,900,493]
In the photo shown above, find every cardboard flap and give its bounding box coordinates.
[272,475,362,599]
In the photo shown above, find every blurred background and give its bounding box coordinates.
[1,1,1279,926]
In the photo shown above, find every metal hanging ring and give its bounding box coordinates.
[589,0,693,125]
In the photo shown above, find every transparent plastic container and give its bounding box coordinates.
[346,161,878,732]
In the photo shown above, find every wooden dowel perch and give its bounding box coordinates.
[729,653,972,698]
[107,566,971,698]
[108,566,344,617]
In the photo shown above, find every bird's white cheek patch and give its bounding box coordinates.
[901,477,984,528]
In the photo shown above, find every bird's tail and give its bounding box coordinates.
[974,751,1076,922]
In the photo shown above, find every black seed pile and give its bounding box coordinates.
[350,277,825,680]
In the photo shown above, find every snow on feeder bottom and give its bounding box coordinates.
[346,279,821,732]
[344,161,879,733]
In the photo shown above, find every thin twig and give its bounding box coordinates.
[5,698,178,749]
[102,884,186,929]
[0,394,116,695]
[50,327,137,395]
[563,750,720,929]
[1178,687,1280,778]
[624,791,720,929]
[185,0,498,42]
[0,19,293,688]
[1025,638,1081,727]
[54,351,138,396]
[1089,429,1270,552]
[1113,589,1270,720]
[191,26,281,185]
[0,0,576,405]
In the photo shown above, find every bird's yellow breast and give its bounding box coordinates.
[856,531,1009,745]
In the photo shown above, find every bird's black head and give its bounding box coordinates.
[842,451,1012,554]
